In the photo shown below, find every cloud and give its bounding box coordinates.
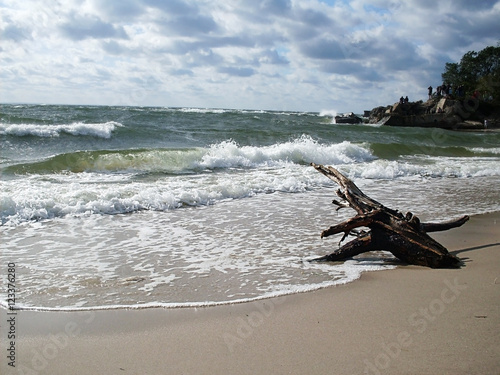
[299,38,346,60]
[1,23,31,42]
[144,0,196,15]
[295,6,335,27]
[260,0,292,15]
[59,13,129,41]
[449,0,498,10]
[259,49,289,65]
[218,66,256,77]
[101,40,129,55]
[93,0,145,21]
[319,60,384,82]
[1,0,499,111]
[170,68,194,76]
[157,14,218,37]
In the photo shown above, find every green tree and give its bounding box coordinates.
[442,43,500,101]
[441,62,460,86]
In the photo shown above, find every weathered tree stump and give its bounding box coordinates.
[310,163,469,268]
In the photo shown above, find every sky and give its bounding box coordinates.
[1,0,499,113]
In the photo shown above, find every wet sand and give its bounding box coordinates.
[2,213,499,375]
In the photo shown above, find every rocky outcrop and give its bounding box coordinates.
[368,97,500,130]
[335,112,362,124]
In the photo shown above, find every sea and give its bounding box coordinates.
[1,104,499,311]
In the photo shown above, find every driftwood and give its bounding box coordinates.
[310,163,469,268]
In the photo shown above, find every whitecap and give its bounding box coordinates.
[0,121,122,138]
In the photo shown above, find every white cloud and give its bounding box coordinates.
[0,0,499,112]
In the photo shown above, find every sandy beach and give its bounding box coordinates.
[2,212,499,375]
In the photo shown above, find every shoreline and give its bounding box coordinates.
[2,212,499,374]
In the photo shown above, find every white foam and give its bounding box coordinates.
[469,147,500,155]
[178,108,229,114]
[319,109,338,118]
[198,136,375,169]
[0,121,122,138]
[2,137,374,175]
[174,108,312,116]
[3,146,500,226]
[0,189,402,311]
[2,172,499,311]
[345,157,500,179]
[2,136,380,224]
[0,263,394,312]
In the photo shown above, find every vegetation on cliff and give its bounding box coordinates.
[442,43,500,102]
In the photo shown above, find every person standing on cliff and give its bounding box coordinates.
[428,86,433,99]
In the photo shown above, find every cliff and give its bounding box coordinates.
[368,97,500,130]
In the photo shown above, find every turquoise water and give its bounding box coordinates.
[1,104,499,310]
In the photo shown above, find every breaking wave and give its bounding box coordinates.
[0,121,122,138]
[2,136,374,175]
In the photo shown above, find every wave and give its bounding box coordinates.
[5,136,498,177]
[469,146,500,155]
[0,262,393,312]
[319,109,338,117]
[199,136,374,169]
[0,166,317,225]
[3,136,375,175]
[0,137,376,225]
[3,157,499,227]
[177,107,230,114]
[344,158,500,179]
[174,107,315,115]
[0,121,122,138]
[369,142,500,160]
[2,135,500,226]
[3,148,206,175]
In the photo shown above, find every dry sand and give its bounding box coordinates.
[2,213,499,375]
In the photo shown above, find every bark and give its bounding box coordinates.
[310,163,469,268]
